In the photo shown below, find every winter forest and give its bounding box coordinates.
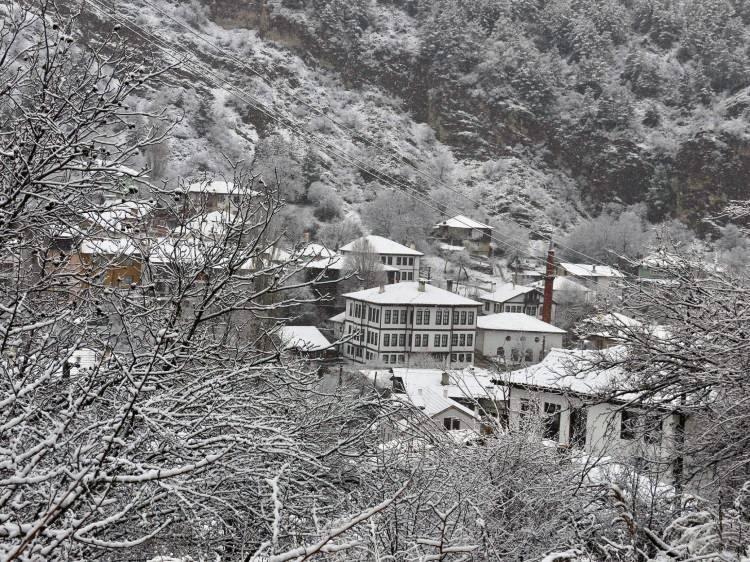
[2,0,750,560]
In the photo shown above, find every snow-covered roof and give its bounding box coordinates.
[277,326,332,352]
[478,283,540,304]
[533,277,591,293]
[186,179,259,196]
[558,263,624,278]
[303,255,347,271]
[339,235,424,256]
[83,201,154,232]
[477,313,566,334]
[435,215,493,231]
[79,238,138,256]
[329,311,345,323]
[502,347,626,396]
[405,387,479,420]
[343,282,481,306]
[386,367,505,402]
[580,312,643,340]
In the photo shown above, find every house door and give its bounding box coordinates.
[569,407,587,448]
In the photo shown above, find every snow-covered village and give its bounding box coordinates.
[3,1,750,561]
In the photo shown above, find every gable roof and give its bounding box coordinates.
[558,263,624,278]
[277,326,332,352]
[405,387,480,420]
[339,235,423,256]
[435,215,493,230]
[343,282,481,306]
[478,283,541,304]
[477,313,566,334]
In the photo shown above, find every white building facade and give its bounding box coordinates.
[477,283,554,320]
[339,235,423,282]
[475,313,565,365]
[342,281,481,367]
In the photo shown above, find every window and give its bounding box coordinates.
[467,334,473,347]
[459,334,466,346]
[391,354,398,364]
[525,349,533,363]
[381,256,387,264]
[484,302,490,312]
[424,310,431,324]
[416,310,423,325]
[511,348,520,362]
[451,334,458,347]
[387,256,393,265]
[543,403,562,441]
[450,353,457,363]
[644,415,663,445]
[400,310,407,324]
[398,354,405,363]
[434,334,441,347]
[468,312,474,324]
[384,334,390,347]
[525,306,537,317]
[620,411,638,440]
[496,347,505,357]
[408,257,414,265]
[436,310,442,324]
[396,256,402,266]
[494,303,501,313]
[383,354,389,364]
[385,310,391,324]
[570,408,587,448]
[442,310,450,325]
[443,417,461,430]
[466,353,472,363]
[458,353,464,362]
[441,334,448,347]
[460,311,467,324]
[399,334,406,346]
[391,333,398,346]
[453,311,459,324]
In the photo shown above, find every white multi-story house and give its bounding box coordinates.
[339,235,423,283]
[342,280,481,367]
[555,263,624,292]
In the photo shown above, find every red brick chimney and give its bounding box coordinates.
[542,241,555,324]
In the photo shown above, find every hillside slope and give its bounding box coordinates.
[77,0,750,242]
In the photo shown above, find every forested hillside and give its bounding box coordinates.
[208,0,750,232]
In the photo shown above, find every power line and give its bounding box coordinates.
[135,0,640,276]
[83,0,639,292]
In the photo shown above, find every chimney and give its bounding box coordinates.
[303,230,310,243]
[417,388,423,395]
[418,278,426,292]
[378,284,385,294]
[443,388,449,398]
[592,264,597,273]
[441,371,450,386]
[447,279,454,293]
[542,240,555,324]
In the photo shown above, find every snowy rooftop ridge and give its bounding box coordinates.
[277,326,332,352]
[478,282,542,303]
[477,313,566,334]
[339,235,424,256]
[435,214,493,230]
[343,282,481,306]
[558,263,624,278]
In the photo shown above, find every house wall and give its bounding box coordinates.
[476,329,563,365]
[339,250,421,283]
[478,293,555,320]
[342,300,479,367]
[507,387,680,481]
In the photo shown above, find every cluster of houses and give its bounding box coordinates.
[19,176,687,482]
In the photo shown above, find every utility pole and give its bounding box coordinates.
[542,240,555,324]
